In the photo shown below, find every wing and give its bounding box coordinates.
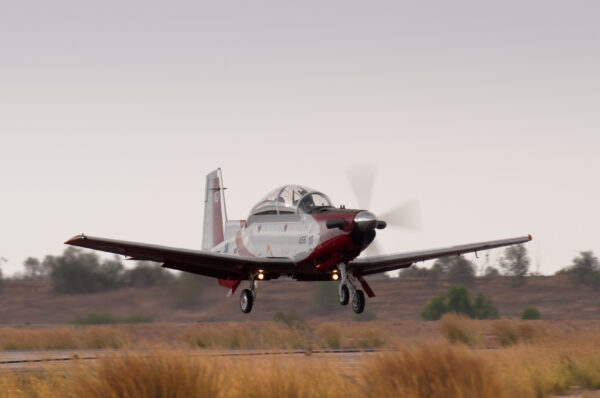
[64,235,296,280]
[347,235,532,276]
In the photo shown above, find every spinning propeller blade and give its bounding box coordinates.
[378,200,422,231]
[347,164,377,210]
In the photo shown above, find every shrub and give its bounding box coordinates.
[122,262,174,287]
[447,257,476,287]
[422,286,498,321]
[473,292,500,319]
[558,251,600,289]
[500,244,530,286]
[45,247,124,294]
[421,293,447,321]
[521,307,541,320]
[447,285,473,316]
[484,266,500,277]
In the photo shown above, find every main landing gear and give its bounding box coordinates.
[240,272,259,314]
[337,263,365,314]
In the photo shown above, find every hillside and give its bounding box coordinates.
[0,275,598,324]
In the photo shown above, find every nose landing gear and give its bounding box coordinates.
[337,263,365,314]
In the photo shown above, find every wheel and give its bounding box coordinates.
[351,290,365,314]
[338,284,349,305]
[240,289,253,313]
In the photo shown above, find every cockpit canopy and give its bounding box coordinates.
[250,185,334,216]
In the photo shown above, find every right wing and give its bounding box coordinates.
[64,234,296,280]
[348,235,532,276]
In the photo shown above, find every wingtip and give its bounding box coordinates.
[65,234,86,245]
[528,234,533,241]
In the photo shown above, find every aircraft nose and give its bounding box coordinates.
[354,211,377,231]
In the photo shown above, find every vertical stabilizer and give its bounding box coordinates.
[202,169,228,250]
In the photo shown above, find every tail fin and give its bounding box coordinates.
[202,169,228,250]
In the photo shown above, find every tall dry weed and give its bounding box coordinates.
[490,318,549,346]
[181,322,310,349]
[230,357,352,398]
[439,313,482,346]
[70,350,224,398]
[316,324,342,348]
[360,341,505,398]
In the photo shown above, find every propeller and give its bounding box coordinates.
[346,164,422,255]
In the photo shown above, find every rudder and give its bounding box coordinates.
[202,169,228,250]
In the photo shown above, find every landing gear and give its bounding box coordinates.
[351,290,365,314]
[240,272,259,314]
[337,263,366,314]
[240,289,253,313]
[338,284,349,305]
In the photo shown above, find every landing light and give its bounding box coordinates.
[258,273,265,280]
[332,274,339,281]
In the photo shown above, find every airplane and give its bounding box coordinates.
[65,168,532,314]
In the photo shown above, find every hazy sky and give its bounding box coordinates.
[1,0,599,276]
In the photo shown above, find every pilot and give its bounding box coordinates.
[299,195,315,213]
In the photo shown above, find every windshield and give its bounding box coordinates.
[297,193,333,213]
[250,185,333,216]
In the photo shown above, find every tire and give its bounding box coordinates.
[240,289,253,314]
[338,284,349,305]
[351,290,365,314]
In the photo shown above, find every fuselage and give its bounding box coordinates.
[212,209,369,274]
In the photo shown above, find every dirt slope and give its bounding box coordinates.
[0,275,598,324]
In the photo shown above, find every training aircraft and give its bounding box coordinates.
[65,169,531,314]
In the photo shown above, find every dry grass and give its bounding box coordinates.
[0,351,351,398]
[361,341,505,398]
[439,313,483,346]
[180,322,311,349]
[0,322,392,352]
[1,320,600,398]
[490,318,551,346]
[1,334,600,398]
[0,326,127,350]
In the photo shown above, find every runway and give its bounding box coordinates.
[0,347,384,373]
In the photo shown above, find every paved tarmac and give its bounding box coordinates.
[0,348,379,373]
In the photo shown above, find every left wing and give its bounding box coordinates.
[347,235,532,276]
[64,234,296,280]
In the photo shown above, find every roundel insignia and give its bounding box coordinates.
[214,191,220,203]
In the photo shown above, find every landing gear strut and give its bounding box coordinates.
[337,263,365,314]
[240,273,259,314]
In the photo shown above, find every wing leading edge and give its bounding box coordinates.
[348,235,532,276]
[64,235,296,280]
